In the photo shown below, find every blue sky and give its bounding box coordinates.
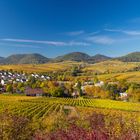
[1,0,140,58]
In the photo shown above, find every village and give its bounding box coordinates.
[0,70,130,101]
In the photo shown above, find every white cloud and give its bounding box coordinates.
[105,28,140,36]
[68,41,90,46]
[104,28,121,32]
[88,31,100,36]
[122,30,140,35]
[2,38,66,46]
[65,30,85,36]
[2,38,90,46]
[86,36,115,45]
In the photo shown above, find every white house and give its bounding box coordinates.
[41,75,45,79]
[46,76,51,80]
[16,78,20,82]
[83,81,94,85]
[72,91,79,98]
[35,74,39,78]
[94,81,104,87]
[120,92,128,98]
[1,79,5,85]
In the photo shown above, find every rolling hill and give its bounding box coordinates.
[89,54,111,63]
[53,52,91,62]
[116,52,140,62]
[0,53,50,64]
[53,52,111,63]
[1,51,140,64]
[0,57,4,61]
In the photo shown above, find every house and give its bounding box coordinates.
[25,87,44,96]
[1,79,5,85]
[83,81,94,86]
[41,75,45,79]
[120,92,128,97]
[119,92,128,101]
[94,81,104,87]
[16,78,20,82]
[21,79,26,83]
[46,76,51,80]
[35,74,39,78]
[72,90,79,98]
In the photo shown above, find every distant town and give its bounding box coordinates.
[0,68,132,101]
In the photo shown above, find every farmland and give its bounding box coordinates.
[83,60,140,73]
[97,71,140,82]
[0,61,82,73]
[1,94,140,111]
[0,94,140,119]
[0,60,140,139]
[1,60,140,82]
[0,94,140,139]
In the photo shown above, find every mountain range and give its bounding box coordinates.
[0,52,140,64]
[0,54,49,64]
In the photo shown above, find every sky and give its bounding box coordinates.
[1,0,140,58]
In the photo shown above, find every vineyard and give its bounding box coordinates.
[0,61,82,73]
[0,95,140,140]
[0,95,140,121]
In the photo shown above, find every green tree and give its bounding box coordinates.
[93,76,99,84]
[6,84,13,93]
[76,81,83,96]
[49,87,64,97]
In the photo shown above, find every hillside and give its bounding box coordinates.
[0,56,4,60]
[1,51,140,64]
[53,52,111,63]
[0,53,49,64]
[83,60,140,74]
[89,54,111,63]
[116,52,140,62]
[53,52,91,62]
[0,61,82,73]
